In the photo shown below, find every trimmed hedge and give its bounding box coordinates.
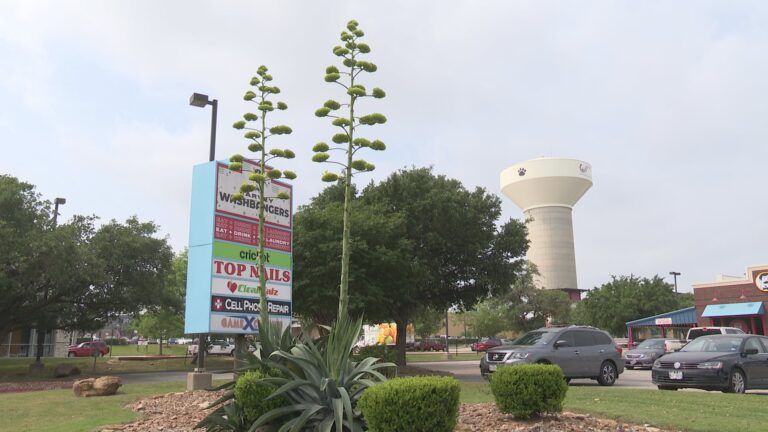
[234,369,289,425]
[489,364,568,419]
[359,376,460,432]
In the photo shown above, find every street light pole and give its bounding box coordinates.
[669,271,681,293]
[189,92,218,162]
[188,92,218,386]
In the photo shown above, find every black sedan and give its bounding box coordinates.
[652,334,768,393]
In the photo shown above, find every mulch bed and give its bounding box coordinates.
[0,380,74,394]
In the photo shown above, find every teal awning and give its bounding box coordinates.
[702,302,765,317]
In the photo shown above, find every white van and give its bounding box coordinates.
[686,326,745,341]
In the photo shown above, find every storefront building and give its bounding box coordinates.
[626,306,697,346]
[692,264,768,335]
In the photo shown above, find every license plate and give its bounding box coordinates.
[669,371,683,380]
[489,364,497,371]
[630,360,637,365]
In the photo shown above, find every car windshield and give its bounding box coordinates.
[512,331,557,346]
[636,339,665,350]
[681,336,742,352]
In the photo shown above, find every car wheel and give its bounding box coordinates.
[68,352,75,358]
[725,369,746,394]
[658,386,677,391]
[564,378,571,384]
[597,361,617,386]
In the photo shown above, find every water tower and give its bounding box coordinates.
[500,158,593,301]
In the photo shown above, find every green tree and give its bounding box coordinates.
[229,66,296,330]
[132,310,183,355]
[0,175,175,345]
[0,175,94,343]
[312,19,387,319]
[504,264,573,332]
[465,299,509,338]
[572,275,694,336]
[294,169,529,365]
[411,307,445,340]
[64,217,175,331]
[361,168,528,365]
[293,184,410,325]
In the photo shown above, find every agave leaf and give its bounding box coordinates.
[338,386,355,429]
[250,403,316,431]
[331,397,344,432]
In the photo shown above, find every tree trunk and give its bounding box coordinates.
[395,318,407,367]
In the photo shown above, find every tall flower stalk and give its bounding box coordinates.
[230,65,296,330]
[312,20,387,319]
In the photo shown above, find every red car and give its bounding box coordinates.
[412,339,447,352]
[471,338,502,352]
[67,341,109,357]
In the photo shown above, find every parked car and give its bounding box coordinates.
[480,326,624,386]
[623,338,669,369]
[176,337,195,345]
[68,341,110,357]
[471,338,503,352]
[686,327,745,341]
[188,339,236,356]
[412,339,446,352]
[652,334,768,393]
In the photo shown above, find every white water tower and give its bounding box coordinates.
[500,158,593,301]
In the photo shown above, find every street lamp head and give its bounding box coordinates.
[669,271,681,276]
[54,197,66,205]
[189,92,211,108]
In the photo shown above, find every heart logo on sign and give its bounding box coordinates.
[227,281,238,293]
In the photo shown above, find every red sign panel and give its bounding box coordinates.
[214,214,291,252]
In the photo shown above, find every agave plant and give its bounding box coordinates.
[196,318,298,431]
[252,315,394,432]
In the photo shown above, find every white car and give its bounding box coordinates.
[187,340,239,356]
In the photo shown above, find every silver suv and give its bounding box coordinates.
[479,326,624,386]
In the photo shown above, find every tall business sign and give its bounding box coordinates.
[185,160,292,335]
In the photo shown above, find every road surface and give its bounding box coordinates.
[421,360,656,388]
[117,360,655,389]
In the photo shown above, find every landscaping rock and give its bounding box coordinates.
[53,364,81,378]
[73,376,122,397]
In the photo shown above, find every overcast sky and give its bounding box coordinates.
[2,1,767,294]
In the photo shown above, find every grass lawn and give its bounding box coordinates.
[110,344,190,356]
[0,356,235,382]
[459,382,768,432]
[0,381,188,432]
[1,379,766,431]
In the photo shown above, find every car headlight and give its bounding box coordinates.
[653,360,661,368]
[510,352,529,359]
[697,361,723,369]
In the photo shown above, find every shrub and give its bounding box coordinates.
[234,369,289,425]
[489,364,568,419]
[352,344,396,363]
[352,345,398,377]
[359,376,460,432]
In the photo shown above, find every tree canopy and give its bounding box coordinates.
[293,168,529,364]
[572,275,695,336]
[0,174,176,337]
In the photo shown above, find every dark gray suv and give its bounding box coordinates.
[479,326,624,386]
